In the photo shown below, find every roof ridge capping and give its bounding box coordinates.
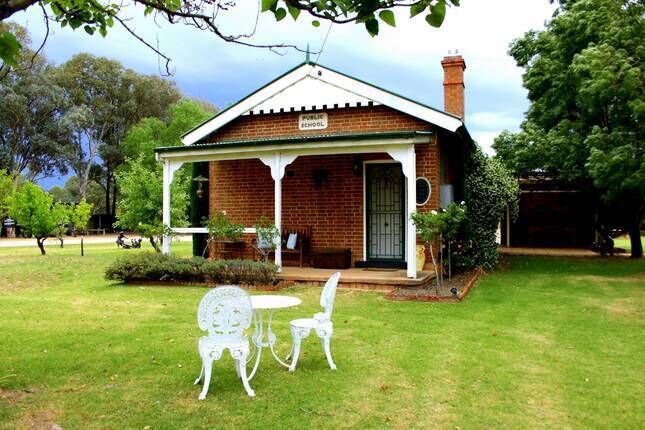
[181,61,467,146]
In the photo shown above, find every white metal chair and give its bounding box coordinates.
[194,286,255,399]
[288,272,341,372]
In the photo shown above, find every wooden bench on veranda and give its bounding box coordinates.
[260,226,312,267]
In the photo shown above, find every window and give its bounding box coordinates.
[416,177,431,206]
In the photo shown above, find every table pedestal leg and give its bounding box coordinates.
[249,310,292,380]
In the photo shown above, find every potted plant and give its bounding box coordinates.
[203,211,244,258]
[254,215,280,264]
[411,202,465,292]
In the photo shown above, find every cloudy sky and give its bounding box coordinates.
[12,1,556,187]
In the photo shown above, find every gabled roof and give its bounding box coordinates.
[182,61,466,146]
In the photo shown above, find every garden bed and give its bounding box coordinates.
[104,253,279,287]
[123,279,285,291]
[385,268,482,302]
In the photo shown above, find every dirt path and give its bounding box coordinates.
[0,235,192,248]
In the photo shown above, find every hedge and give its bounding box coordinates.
[105,253,278,285]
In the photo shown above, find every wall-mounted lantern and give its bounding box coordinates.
[193,175,209,199]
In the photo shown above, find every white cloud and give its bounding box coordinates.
[472,131,503,156]
[469,111,523,131]
[10,0,556,171]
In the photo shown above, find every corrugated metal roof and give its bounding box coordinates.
[155,130,432,154]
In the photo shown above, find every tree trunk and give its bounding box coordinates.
[111,180,117,217]
[429,243,440,294]
[58,237,64,248]
[36,237,46,255]
[105,173,111,216]
[629,222,642,258]
[150,236,161,253]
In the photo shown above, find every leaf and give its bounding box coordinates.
[99,27,107,37]
[69,17,82,29]
[84,25,95,35]
[312,20,320,27]
[144,5,153,16]
[426,1,446,28]
[410,2,426,18]
[50,3,63,16]
[274,7,287,21]
[261,0,278,12]
[287,4,301,20]
[449,0,460,5]
[365,18,379,36]
[0,31,21,67]
[379,10,395,27]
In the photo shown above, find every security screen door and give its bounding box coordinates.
[366,163,405,261]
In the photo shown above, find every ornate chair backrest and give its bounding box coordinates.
[197,286,253,343]
[319,272,341,320]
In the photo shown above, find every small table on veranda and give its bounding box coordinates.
[248,295,302,380]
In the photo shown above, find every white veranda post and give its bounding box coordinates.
[161,159,184,255]
[260,153,298,271]
[388,146,417,279]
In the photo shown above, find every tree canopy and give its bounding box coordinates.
[8,182,64,254]
[493,0,644,258]
[54,52,181,214]
[115,99,214,251]
[0,169,13,219]
[0,23,70,184]
[0,0,460,72]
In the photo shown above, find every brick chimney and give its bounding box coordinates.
[441,54,466,119]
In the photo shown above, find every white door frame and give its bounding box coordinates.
[362,159,408,263]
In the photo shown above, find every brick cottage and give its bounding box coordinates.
[155,55,473,282]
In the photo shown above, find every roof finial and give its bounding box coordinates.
[306,43,310,63]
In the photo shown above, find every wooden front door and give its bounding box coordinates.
[366,163,405,262]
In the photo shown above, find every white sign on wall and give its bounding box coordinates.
[298,112,328,130]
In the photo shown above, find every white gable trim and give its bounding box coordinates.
[182,66,310,145]
[181,63,463,146]
[244,75,380,115]
[312,65,463,132]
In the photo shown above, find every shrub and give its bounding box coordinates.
[412,202,466,285]
[202,259,278,285]
[452,147,519,271]
[105,253,278,286]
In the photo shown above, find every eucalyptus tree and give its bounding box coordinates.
[0,169,13,219]
[493,0,644,258]
[50,176,107,214]
[55,53,181,215]
[115,99,215,250]
[0,24,69,185]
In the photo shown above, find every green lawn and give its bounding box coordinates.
[0,242,643,429]
[614,234,645,253]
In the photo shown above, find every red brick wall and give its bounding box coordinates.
[441,55,466,119]
[208,106,442,266]
[207,105,431,142]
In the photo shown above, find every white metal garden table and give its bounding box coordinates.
[247,295,301,379]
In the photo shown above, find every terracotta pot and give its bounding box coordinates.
[416,244,426,272]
